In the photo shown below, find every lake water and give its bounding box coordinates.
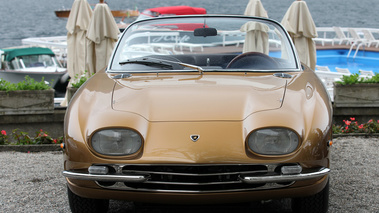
[0,0,378,49]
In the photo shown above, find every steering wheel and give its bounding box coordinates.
[226,52,279,69]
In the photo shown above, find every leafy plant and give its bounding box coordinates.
[53,136,64,144]
[71,71,91,88]
[333,117,379,134]
[12,129,33,145]
[335,73,379,85]
[0,76,51,92]
[0,129,62,145]
[0,130,8,145]
[34,129,54,144]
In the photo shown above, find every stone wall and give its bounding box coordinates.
[0,108,65,140]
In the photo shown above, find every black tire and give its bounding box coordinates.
[292,179,329,213]
[67,186,109,213]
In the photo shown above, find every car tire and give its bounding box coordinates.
[292,179,329,213]
[67,186,109,213]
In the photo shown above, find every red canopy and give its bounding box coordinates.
[145,6,206,16]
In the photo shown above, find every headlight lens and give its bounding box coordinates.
[91,129,142,156]
[247,128,299,155]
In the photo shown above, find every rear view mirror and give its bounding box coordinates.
[194,28,217,37]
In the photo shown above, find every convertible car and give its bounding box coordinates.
[63,15,332,213]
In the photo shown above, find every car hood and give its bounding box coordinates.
[112,74,287,122]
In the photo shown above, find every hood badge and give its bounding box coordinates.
[190,135,200,142]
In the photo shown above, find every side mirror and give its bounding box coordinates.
[194,27,217,37]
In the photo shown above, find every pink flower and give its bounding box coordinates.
[344,120,351,125]
[345,126,349,130]
[1,130,6,136]
[350,117,355,121]
[53,139,57,144]
[358,124,364,129]
[368,119,373,123]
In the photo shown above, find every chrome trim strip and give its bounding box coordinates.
[97,181,294,193]
[122,170,267,176]
[144,180,241,186]
[240,167,330,184]
[62,171,149,183]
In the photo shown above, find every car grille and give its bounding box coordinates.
[95,164,294,193]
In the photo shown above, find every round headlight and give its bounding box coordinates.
[247,128,299,155]
[91,129,142,156]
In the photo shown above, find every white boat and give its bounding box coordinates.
[0,46,67,88]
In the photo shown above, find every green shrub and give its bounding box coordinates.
[335,73,379,85]
[0,76,51,92]
[71,71,92,88]
[333,118,379,134]
[0,129,61,145]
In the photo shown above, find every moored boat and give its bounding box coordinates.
[54,8,139,18]
[135,5,206,21]
[0,47,67,88]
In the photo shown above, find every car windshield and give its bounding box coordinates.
[110,16,299,73]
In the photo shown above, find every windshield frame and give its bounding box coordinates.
[108,15,301,74]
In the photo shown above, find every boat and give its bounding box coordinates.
[0,46,67,88]
[54,9,139,18]
[118,6,207,29]
[135,5,206,21]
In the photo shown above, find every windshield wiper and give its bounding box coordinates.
[119,57,204,74]
[119,57,177,70]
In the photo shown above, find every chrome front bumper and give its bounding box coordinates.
[63,171,148,183]
[239,167,330,184]
[63,167,330,184]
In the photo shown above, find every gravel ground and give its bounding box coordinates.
[0,136,378,213]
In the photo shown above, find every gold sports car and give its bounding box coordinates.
[63,15,332,213]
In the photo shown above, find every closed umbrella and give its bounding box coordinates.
[241,0,269,54]
[244,0,268,18]
[61,0,92,106]
[281,0,317,70]
[86,1,120,75]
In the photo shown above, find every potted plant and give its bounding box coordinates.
[334,73,379,107]
[66,72,91,103]
[0,76,54,115]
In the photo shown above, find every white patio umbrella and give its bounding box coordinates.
[240,22,269,54]
[61,0,92,106]
[244,0,268,18]
[241,0,269,54]
[86,1,120,75]
[281,0,317,70]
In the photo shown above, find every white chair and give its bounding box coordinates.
[315,65,331,72]
[335,67,351,75]
[359,69,375,78]
[362,29,379,48]
[348,28,365,43]
[315,65,342,92]
[333,27,354,45]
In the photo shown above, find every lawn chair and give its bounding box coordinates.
[359,69,375,78]
[335,67,351,75]
[315,65,331,72]
[333,27,353,45]
[362,29,379,48]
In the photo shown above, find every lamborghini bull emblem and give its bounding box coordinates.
[190,135,200,142]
